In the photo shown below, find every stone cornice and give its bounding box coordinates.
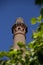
[12,23,28,34]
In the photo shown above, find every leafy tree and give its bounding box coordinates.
[35,0,43,5]
[35,0,43,18]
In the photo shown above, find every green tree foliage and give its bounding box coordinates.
[35,0,43,5]
[29,18,43,65]
[31,15,42,24]
[35,0,43,18]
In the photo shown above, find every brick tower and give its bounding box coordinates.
[12,17,28,49]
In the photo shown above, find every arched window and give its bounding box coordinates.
[18,27,21,30]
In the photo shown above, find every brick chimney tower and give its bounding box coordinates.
[12,17,28,49]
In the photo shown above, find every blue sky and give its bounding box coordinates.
[0,0,40,51]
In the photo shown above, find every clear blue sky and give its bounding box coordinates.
[0,0,40,51]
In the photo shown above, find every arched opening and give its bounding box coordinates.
[18,27,21,30]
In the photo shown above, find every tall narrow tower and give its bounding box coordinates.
[12,17,28,49]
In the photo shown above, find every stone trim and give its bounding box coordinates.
[13,33,26,39]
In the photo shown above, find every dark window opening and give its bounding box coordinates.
[22,28,24,31]
[18,27,21,30]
